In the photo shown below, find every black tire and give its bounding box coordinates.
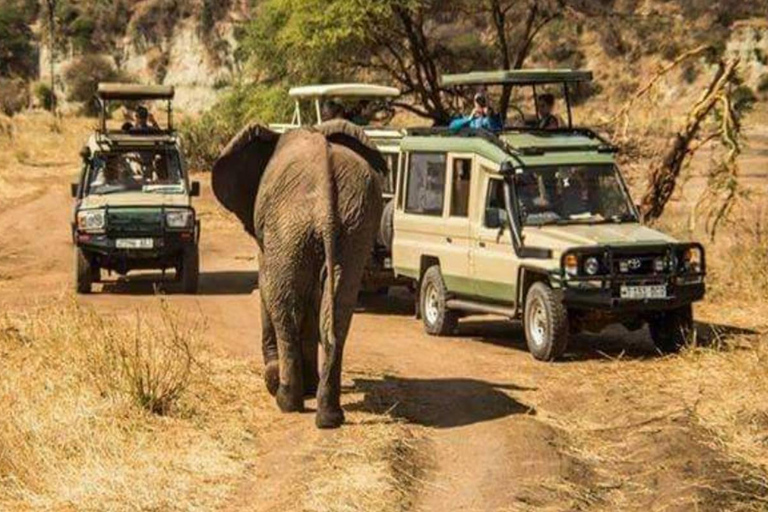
[74,247,92,294]
[181,246,200,294]
[648,305,693,353]
[377,200,394,251]
[524,282,569,361]
[420,266,457,335]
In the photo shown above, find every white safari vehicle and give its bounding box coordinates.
[390,70,706,360]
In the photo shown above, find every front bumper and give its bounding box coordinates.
[563,281,705,312]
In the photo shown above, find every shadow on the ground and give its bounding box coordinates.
[356,287,414,316]
[428,317,759,363]
[345,375,535,428]
[100,270,258,296]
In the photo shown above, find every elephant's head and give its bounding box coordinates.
[211,120,388,237]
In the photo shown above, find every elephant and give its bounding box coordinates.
[212,120,387,428]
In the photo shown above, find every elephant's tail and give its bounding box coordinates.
[319,135,337,350]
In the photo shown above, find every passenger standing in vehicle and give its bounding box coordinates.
[537,93,564,130]
[449,92,503,132]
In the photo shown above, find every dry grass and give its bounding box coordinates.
[0,299,268,510]
[0,301,425,511]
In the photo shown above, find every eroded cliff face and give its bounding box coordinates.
[37,3,246,113]
[725,19,768,90]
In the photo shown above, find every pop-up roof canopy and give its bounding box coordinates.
[441,69,593,87]
[441,69,594,130]
[96,83,175,133]
[289,83,400,99]
[97,83,175,101]
[283,83,400,127]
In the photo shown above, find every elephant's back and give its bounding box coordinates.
[329,144,383,233]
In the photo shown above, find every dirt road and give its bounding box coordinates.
[0,160,765,511]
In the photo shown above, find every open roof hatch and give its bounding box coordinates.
[96,83,176,134]
[440,69,594,129]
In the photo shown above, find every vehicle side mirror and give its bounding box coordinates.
[190,181,201,197]
[79,146,91,162]
[70,183,78,198]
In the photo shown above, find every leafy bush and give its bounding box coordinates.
[33,82,56,111]
[0,78,29,116]
[179,83,293,172]
[63,55,132,116]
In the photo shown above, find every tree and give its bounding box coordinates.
[244,0,565,124]
[44,0,58,112]
[0,3,36,79]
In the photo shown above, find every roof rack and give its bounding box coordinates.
[404,126,617,157]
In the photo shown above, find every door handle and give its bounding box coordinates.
[446,237,453,243]
[478,241,486,248]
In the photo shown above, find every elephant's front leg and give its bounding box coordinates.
[261,299,280,397]
[300,289,320,398]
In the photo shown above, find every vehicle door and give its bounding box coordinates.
[469,164,519,306]
[440,153,475,294]
[393,151,471,295]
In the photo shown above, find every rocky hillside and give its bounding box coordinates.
[6,0,768,115]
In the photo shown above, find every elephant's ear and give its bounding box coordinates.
[314,120,389,176]
[212,123,280,236]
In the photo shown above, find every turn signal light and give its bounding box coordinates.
[564,254,578,276]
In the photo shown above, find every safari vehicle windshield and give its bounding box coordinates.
[86,150,185,196]
[515,164,637,226]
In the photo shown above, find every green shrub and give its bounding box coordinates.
[179,83,293,172]
[64,55,132,116]
[33,82,56,111]
[0,78,29,116]
[0,3,36,79]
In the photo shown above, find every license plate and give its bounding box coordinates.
[620,284,667,300]
[116,238,154,249]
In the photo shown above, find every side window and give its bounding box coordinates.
[405,152,447,216]
[397,153,407,209]
[484,177,506,227]
[381,152,397,194]
[450,158,472,217]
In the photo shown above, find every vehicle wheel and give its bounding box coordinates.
[377,200,394,252]
[524,282,569,361]
[181,246,200,294]
[648,305,693,353]
[420,266,457,335]
[74,247,93,294]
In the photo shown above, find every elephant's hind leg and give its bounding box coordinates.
[300,288,321,398]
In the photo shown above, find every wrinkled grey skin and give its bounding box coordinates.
[212,120,385,428]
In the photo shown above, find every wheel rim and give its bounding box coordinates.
[424,283,440,326]
[527,299,548,348]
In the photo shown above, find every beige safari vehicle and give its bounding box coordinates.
[272,83,407,291]
[392,70,706,360]
[71,84,201,294]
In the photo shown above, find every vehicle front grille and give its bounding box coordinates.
[611,251,667,276]
[107,209,163,235]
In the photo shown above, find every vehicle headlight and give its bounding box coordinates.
[166,209,193,229]
[77,209,105,232]
[584,256,600,276]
